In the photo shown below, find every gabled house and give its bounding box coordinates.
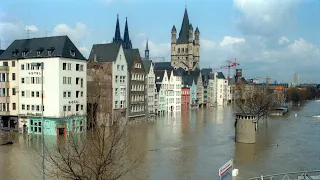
[142,60,156,116]
[124,49,146,120]
[87,42,128,126]
[201,68,212,107]
[155,70,167,114]
[211,72,228,106]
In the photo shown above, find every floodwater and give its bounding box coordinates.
[1,101,320,180]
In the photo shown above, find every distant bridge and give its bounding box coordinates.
[249,170,320,180]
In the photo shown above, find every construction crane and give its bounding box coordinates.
[231,58,240,76]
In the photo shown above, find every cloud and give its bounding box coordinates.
[219,36,246,47]
[278,36,289,45]
[25,25,38,32]
[78,46,90,58]
[0,12,24,47]
[233,0,299,37]
[200,39,216,50]
[52,22,90,44]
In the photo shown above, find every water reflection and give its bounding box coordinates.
[1,102,320,180]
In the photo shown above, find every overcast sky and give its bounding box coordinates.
[0,0,319,83]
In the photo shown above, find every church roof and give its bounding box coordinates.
[177,8,190,44]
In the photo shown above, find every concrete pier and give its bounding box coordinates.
[235,114,257,144]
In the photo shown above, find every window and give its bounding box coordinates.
[12,73,15,81]
[37,50,42,57]
[22,104,25,110]
[48,50,52,56]
[31,77,35,84]
[21,91,25,97]
[68,63,71,70]
[63,77,67,84]
[36,91,40,97]
[76,64,80,71]
[12,103,16,110]
[12,52,17,57]
[22,51,27,57]
[76,78,79,84]
[31,91,35,97]
[63,106,66,111]
[68,77,71,84]
[21,64,24,70]
[68,92,71,97]
[121,65,124,70]
[21,78,25,84]
[63,92,66,98]
[115,76,118,83]
[81,91,83,97]
[115,101,118,108]
[36,105,40,111]
[27,105,30,110]
[70,50,76,57]
[12,61,15,67]
[80,64,83,71]
[117,65,120,70]
[81,79,83,87]
[63,63,67,70]
[81,105,83,110]
[76,91,80,98]
[12,88,15,95]
[76,104,79,111]
[115,88,118,95]
[68,105,71,111]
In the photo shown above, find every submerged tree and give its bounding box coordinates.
[234,84,279,120]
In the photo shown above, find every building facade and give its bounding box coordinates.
[155,70,167,114]
[181,87,190,108]
[124,49,146,120]
[171,8,200,71]
[0,36,87,135]
[212,72,227,106]
[87,43,128,127]
[142,60,156,116]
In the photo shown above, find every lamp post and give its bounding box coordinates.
[31,62,44,180]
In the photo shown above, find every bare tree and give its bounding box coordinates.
[234,83,279,120]
[39,62,143,180]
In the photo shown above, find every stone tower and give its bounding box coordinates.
[171,8,200,71]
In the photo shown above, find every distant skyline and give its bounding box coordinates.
[0,0,319,83]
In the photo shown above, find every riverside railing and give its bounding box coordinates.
[249,170,320,180]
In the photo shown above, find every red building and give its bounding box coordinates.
[181,87,190,108]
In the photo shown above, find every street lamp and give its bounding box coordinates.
[31,62,45,180]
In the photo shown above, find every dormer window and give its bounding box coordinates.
[22,51,28,57]
[12,52,18,57]
[37,51,42,57]
[70,50,76,57]
[48,50,53,57]
[134,63,141,68]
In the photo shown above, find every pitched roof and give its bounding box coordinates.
[217,72,226,79]
[156,84,162,92]
[142,60,152,73]
[124,48,140,69]
[0,50,4,56]
[177,8,190,44]
[88,43,121,62]
[154,70,165,83]
[153,62,172,70]
[201,68,212,76]
[0,36,86,60]
[182,75,194,87]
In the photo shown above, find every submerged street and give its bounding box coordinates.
[1,101,320,180]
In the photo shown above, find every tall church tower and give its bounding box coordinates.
[171,8,200,71]
[112,15,132,49]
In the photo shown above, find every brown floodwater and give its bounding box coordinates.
[1,101,320,180]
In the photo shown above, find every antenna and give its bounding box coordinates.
[44,30,51,37]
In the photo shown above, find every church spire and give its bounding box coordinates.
[177,8,190,44]
[145,39,149,60]
[113,14,122,43]
[123,17,132,49]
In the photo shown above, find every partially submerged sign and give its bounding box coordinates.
[219,159,233,180]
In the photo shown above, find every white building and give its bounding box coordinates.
[294,73,300,86]
[212,72,228,106]
[142,60,156,116]
[167,70,182,112]
[0,36,87,135]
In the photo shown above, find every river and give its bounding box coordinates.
[1,101,320,180]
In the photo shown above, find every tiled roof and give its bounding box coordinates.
[142,60,152,73]
[88,43,121,62]
[0,36,86,60]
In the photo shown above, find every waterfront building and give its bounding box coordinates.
[181,87,190,108]
[142,59,156,116]
[87,43,128,127]
[155,70,167,114]
[210,72,228,106]
[171,8,200,71]
[124,49,147,120]
[0,36,87,135]
[201,68,212,107]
